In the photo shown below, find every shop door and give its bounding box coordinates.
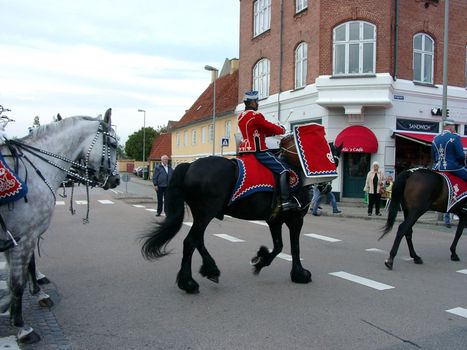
[343,153,370,198]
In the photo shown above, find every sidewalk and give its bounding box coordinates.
[123,174,449,228]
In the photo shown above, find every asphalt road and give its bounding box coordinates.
[3,179,467,349]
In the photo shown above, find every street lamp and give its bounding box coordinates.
[205,65,218,156]
[137,109,146,162]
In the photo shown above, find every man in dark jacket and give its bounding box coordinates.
[152,155,173,216]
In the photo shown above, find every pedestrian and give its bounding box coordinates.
[152,154,173,216]
[444,212,451,228]
[364,161,385,216]
[311,183,341,216]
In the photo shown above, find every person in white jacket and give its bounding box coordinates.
[364,161,385,216]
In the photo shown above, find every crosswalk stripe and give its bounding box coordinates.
[248,220,268,226]
[132,205,145,208]
[305,233,341,242]
[75,200,88,205]
[329,271,394,291]
[456,269,467,275]
[183,222,193,227]
[0,336,19,349]
[446,307,467,319]
[55,201,65,206]
[97,200,114,204]
[277,253,302,261]
[366,248,412,261]
[213,234,245,243]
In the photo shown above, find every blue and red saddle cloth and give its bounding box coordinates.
[0,152,28,205]
[435,171,467,211]
[229,123,338,205]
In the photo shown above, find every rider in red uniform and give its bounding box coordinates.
[238,90,298,211]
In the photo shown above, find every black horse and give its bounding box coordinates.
[380,168,466,269]
[141,141,340,293]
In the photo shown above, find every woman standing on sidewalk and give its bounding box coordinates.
[364,161,385,216]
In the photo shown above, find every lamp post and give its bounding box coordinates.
[137,109,146,162]
[204,65,218,155]
[441,0,449,127]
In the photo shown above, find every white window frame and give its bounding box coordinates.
[201,127,206,144]
[253,58,270,99]
[175,132,180,147]
[413,33,434,84]
[183,130,188,146]
[191,129,196,145]
[224,120,232,139]
[296,0,308,13]
[332,21,376,76]
[253,0,271,37]
[295,42,308,89]
[465,46,467,88]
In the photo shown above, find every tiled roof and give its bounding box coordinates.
[173,69,239,129]
[148,133,172,160]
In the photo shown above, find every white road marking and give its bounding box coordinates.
[132,205,145,208]
[329,271,395,291]
[0,262,5,269]
[183,222,193,227]
[366,248,412,261]
[248,220,268,226]
[456,269,467,275]
[446,307,467,319]
[110,189,123,194]
[55,201,65,206]
[0,336,20,349]
[277,253,302,261]
[75,200,88,205]
[98,200,114,204]
[213,234,245,243]
[224,215,232,218]
[305,233,341,242]
[145,209,157,212]
[0,281,7,289]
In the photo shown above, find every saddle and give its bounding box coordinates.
[434,171,467,211]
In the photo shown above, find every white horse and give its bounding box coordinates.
[0,108,119,344]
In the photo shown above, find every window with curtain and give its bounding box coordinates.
[191,129,196,145]
[296,0,308,13]
[253,58,270,99]
[333,21,376,75]
[253,0,271,37]
[183,130,188,146]
[295,42,308,89]
[201,127,206,144]
[413,33,434,84]
[225,120,231,139]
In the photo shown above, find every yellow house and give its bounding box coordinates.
[171,59,239,166]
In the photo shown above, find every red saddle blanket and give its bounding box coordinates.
[436,171,467,211]
[229,154,298,205]
[0,154,28,204]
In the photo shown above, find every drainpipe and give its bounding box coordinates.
[393,0,399,81]
[277,0,283,122]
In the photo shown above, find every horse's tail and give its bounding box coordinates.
[379,170,411,239]
[141,163,190,260]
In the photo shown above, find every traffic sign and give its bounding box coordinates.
[221,138,229,147]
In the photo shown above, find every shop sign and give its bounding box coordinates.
[341,146,364,153]
[396,119,439,133]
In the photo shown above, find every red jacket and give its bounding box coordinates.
[238,110,285,153]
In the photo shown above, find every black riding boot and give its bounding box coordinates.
[280,172,299,211]
[0,239,15,252]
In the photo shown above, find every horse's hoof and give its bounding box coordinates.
[37,277,51,285]
[413,257,423,264]
[384,259,393,270]
[199,265,220,283]
[207,276,219,283]
[291,269,312,284]
[250,256,261,266]
[178,279,199,294]
[17,327,41,344]
[38,297,54,308]
[451,254,460,261]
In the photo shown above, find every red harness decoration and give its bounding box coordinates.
[0,154,28,204]
[435,171,467,211]
[229,154,299,205]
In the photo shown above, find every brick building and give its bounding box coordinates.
[238,0,467,199]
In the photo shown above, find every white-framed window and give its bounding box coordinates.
[175,132,180,147]
[413,33,434,84]
[296,0,308,13]
[295,42,308,89]
[253,0,271,37]
[201,127,206,144]
[183,130,188,146]
[333,21,376,75]
[225,120,232,139]
[191,129,196,145]
[253,58,270,99]
[465,46,467,87]
[208,124,214,143]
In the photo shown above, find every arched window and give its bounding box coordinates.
[333,21,376,75]
[295,42,308,89]
[253,58,270,99]
[413,33,434,84]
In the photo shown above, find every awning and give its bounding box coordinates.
[335,125,378,153]
[394,131,467,149]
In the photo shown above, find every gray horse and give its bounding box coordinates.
[0,109,119,344]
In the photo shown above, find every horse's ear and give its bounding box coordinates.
[56,113,62,121]
[104,108,112,126]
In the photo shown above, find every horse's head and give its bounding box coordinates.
[328,142,343,168]
[81,108,120,189]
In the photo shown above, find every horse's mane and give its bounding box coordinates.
[19,116,98,142]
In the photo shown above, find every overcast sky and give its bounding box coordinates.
[0,0,240,143]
